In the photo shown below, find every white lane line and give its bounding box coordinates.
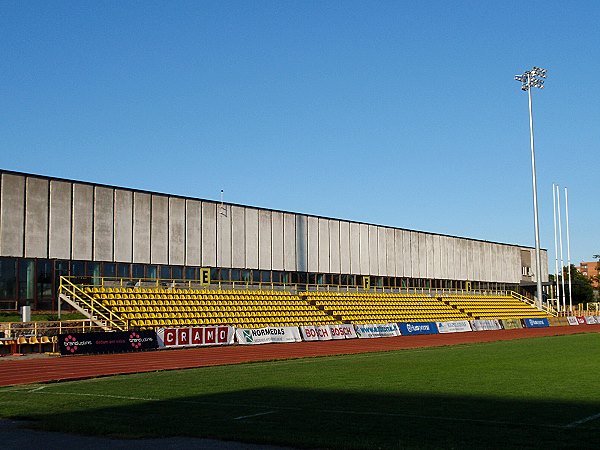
[234,411,275,421]
[566,412,600,428]
[27,386,46,393]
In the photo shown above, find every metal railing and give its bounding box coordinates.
[59,277,127,331]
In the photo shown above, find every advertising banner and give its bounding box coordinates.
[548,317,569,327]
[584,316,598,325]
[567,316,579,326]
[354,323,401,339]
[436,320,472,333]
[470,319,502,331]
[576,316,586,324]
[236,326,301,345]
[156,326,235,348]
[501,318,522,330]
[523,318,550,328]
[300,324,357,341]
[398,322,439,336]
[59,330,158,355]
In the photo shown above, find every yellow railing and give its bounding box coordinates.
[59,277,127,331]
[510,291,557,317]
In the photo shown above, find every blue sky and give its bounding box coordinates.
[1,1,599,270]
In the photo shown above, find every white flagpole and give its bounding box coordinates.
[556,185,566,312]
[565,187,573,311]
[552,184,560,312]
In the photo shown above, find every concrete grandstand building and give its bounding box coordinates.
[0,169,549,311]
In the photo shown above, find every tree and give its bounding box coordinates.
[559,265,593,305]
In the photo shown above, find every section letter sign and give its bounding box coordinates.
[157,326,234,348]
[59,330,158,355]
[236,326,301,345]
[398,322,439,336]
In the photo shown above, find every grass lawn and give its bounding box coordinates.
[1,334,599,449]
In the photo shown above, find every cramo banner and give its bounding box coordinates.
[355,323,401,339]
[398,322,438,336]
[156,326,235,348]
[236,327,301,345]
[436,320,472,333]
[300,324,357,341]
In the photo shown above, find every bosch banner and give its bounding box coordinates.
[300,324,357,341]
[59,331,158,355]
[398,322,439,336]
[156,326,235,348]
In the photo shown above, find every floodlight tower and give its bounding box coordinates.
[515,67,547,309]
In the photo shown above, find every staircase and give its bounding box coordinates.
[59,277,127,331]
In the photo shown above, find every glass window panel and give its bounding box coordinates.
[37,260,53,299]
[132,264,144,279]
[103,263,116,278]
[172,266,183,280]
[71,261,85,277]
[185,267,196,280]
[260,271,270,283]
[230,269,240,282]
[117,263,130,278]
[19,259,35,301]
[0,257,17,300]
[146,266,157,280]
[160,266,170,280]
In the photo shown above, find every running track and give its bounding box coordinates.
[1,325,599,387]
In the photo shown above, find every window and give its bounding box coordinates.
[71,261,85,277]
[172,266,183,280]
[146,266,157,280]
[132,264,144,279]
[160,266,170,280]
[185,267,196,280]
[19,259,35,302]
[103,263,116,278]
[117,263,130,278]
[0,257,16,300]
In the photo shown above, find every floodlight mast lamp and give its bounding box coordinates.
[515,67,547,309]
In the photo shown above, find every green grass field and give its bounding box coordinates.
[1,334,600,449]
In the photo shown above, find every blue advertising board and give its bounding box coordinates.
[523,318,550,328]
[398,322,439,335]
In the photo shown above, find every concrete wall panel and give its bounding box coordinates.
[168,197,185,265]
[283,213,296,271]
[49,180,72,260]
[339,221,350,274]
[113,189,133,263]
[24,177,49,258]
[401,230,411,278]
[258,210,272,270]
[245,208,258,269]
[217,205,232,268]
[185,200,201,266]
[71,183,93,261]
[386,228,395,277]
[377,227,387,277]
[0,174,25,256]
[417,233,427,277]
[307,216,319,273]
[349,222,360,274]
[133,192,151,264]
[150,195,168,265]
[271,211,284,271]
[368,225,378,275]
[329,220,341,274]
[201,202,217,267]
[425,234,434,279]
[359,224,369,275]
[295,215,307,272]
[93,187,114,262]
[231,206,245,268]
[318,218,330,273]
[394,229,404,278]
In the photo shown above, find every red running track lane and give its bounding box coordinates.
[1,325,599,387]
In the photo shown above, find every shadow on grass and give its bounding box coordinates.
[17,387,600,449]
